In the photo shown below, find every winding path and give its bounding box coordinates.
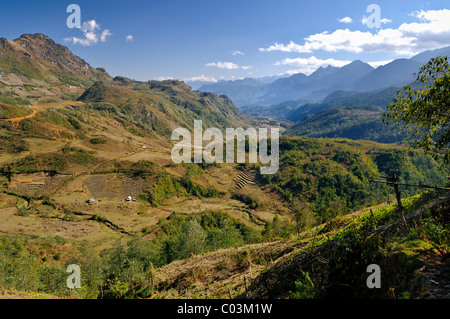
[0,101,84,127]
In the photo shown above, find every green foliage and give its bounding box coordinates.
[0,237,70,296]
[0,103,33,119]
[287,105,403,143]
[232,193,259,209]
[291,271,316,299]
[1,190,446,299]
[61,146,97,165]
[324,232,384,298]
[0,90,31,105]
[287,87,398,122]
[423,217,449,249]
[385,56,450,163]
[52,70,93,89]
[258,136,448,223]
[38,265,68,295]
[72,210,258,298]
[104,160,161,179]
[89,137,107,145]
[1,147,97,175]
[141,173,220,207]
[290,200,317,236]
[373,149,448,198]
[0,133,29,154]
[177,219,207,257]
[262,216,295,241]
[204,217,245,250]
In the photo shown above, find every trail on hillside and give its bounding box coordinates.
[0,101,84,127]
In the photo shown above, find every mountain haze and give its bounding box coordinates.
[200,46,450,109]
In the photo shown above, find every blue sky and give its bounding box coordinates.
[1,0,450,85]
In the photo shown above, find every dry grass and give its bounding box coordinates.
[154,239,302,299]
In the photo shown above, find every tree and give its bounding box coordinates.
[179,219,206,257]
[206,219,244,250]
[290,199,316,239]
[384,56,450,163]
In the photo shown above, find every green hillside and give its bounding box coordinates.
[285,105,404,143]
[0,33,448,301]
[286,87,398,123]
[1,189,448,299]
[257,136,449,223]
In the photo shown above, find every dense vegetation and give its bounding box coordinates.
[0,33,448,300]
[0,210,262,299]
[0,147,97,176]
[251,191,450,299]
[384,56,450,163]
[0,103,33,119]
[1,189,448,299]
[285,105,404,143]
[286,87,398,122]
[257,136,449,224]
[139,173,223,207]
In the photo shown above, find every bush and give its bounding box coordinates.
[424,217,449,249]
[232,193,259,209]
[89,137,107,145]
[141,173,220,207]
[291,271,316,299]
[38,265,68,295]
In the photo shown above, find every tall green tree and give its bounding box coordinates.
[384,56,450,163]
[179,219,206,256]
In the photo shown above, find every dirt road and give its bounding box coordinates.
[0,101,84,127]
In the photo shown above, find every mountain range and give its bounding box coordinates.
[199,46,450,109]
[0,33,449,301]
[0,33,251,136]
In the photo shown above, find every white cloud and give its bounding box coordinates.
[64,19,112,46]
[259,41,308,53]
[339,17,353,24]
[275,57,395,75]
[100,29,112,42]
[205,62,240,69]
[81,20,100,33]
[277,69,306,76]
[275,56,352,75]
[232,50,245,56]
[126,35,134,42]
[205,62,252,70]
[183,75,218,83]
[259,9,450,56]
[153,76,174,81]
[153,75,218,83]
[367,59,394,68]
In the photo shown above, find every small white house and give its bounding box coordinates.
[125,196,132,201]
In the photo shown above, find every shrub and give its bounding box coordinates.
[89,137,107,145]
[291,271,316,299]
[232,193,259,209]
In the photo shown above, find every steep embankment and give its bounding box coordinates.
[151,190,450,299]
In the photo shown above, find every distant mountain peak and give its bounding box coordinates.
[308,65,339,81]
[343,59,373,70]
[349,59,366,65]
[410,45,450,64]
